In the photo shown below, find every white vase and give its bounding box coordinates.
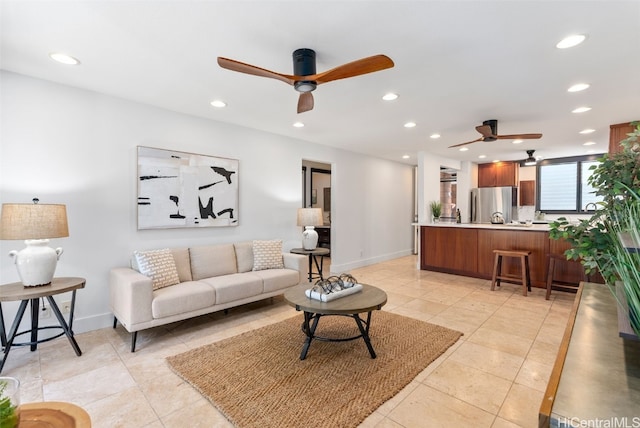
[9,239,63,286]
[302,226,319,250]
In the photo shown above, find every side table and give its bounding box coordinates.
[0,277,85,374]
[290,247,330,283]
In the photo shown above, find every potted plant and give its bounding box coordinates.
[429,201,442,223]
[549,122,640,335]
[0,377,19,428]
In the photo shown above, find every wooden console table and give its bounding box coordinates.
[539,282,640,427]
[0,277,85,374]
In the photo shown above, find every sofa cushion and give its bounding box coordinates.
[252,240,284,271]
[152,281,216,319]
[234,241,254,273]
[190,244,238,281]
[170,247,192,283]
[252,269,300,293]
[133,248,180,290]
[200,273,263,305]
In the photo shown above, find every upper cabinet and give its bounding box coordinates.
[478,162,519,187]
[519,180,535,206]
[609,122,636,154]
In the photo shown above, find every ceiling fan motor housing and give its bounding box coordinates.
[483,119,498,141]
[293,48,317,93]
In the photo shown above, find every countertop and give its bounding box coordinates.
[413,222,551,231]
[543,282,640,426]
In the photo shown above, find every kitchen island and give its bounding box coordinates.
[419,223,587,288]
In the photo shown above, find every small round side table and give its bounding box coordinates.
[290,247,330,283]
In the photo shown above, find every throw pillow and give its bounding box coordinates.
[134,248,181,290]
[252,240,284,271]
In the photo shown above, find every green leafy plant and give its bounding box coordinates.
[549,121,640,284]
[429,200,442,219]
[0,380,18,428]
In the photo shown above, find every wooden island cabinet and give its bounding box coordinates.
[420,225,588,288]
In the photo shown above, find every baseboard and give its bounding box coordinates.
[72,312,115,334]
[330,249,413,273]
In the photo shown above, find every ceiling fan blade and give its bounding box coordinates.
[217,57,296,86]
[448,137,484,148]
[495,133,543,140]
[312,55,394,84]
[297,92,314,113]
[475,125,495,138]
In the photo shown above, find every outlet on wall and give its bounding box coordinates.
[61,300,72,314]
[40,305,51,319]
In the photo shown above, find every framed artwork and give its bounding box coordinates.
[137,146,239,229]
[311,189,317,205]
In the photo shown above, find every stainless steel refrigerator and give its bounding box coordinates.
[470,187,517,223]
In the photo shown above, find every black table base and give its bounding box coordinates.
[298,311,376,360]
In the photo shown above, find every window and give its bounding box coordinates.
[537,155,604,213]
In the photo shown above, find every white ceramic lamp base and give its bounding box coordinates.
[9,239,64,286]
[302,226,319,250]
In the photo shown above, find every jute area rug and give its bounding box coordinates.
[167,310,463,428]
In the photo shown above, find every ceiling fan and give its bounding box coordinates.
[217,49,394,114]
[523,150,537,166]
[448,119,542,148]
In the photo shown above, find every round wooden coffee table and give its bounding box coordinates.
[284,283,387,360]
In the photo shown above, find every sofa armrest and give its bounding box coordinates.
[283,253,308,284]
[109,267,154,331]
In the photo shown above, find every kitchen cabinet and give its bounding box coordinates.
[609,121,636,154]
[478,162,518,187]
[519,180,535,206]
[476,229,549,287]
[421,227,478,275]
[419,225,597,288]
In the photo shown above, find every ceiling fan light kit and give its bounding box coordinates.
[217,48,394,114]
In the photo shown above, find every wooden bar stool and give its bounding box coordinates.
[545,253,583,300]
[491,249,532,296]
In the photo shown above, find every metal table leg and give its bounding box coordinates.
[0,300,29,374]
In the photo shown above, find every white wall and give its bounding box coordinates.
[0,71,414,333]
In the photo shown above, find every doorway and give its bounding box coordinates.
[302,160,331,252]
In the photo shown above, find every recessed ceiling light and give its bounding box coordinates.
[556,34,586,49]
[402,154,410,159]
[478,155,487,159]
[492,159,500,163]
[404,122,416,128]
[579,128,595,134]
[430,133,441,139]
[382,93,398,101]
[572,106,592,113]
[293,122,304,128]
[210,100,227,108]
[512,139,523,144]
[49,52,80,65]
[583,141,596,146]
[459,147,469,152]
[568,83,590,92]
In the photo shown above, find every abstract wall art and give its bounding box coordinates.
[137,146,239,229]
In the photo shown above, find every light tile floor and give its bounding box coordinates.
[2,255,575,428]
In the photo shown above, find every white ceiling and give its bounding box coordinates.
[2,1,639,166]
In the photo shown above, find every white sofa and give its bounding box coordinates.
[109,241,307,351]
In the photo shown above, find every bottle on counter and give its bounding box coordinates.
[456,209,461,223]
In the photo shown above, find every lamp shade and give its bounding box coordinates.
[297,208,323,227]
[0,203,69,240]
